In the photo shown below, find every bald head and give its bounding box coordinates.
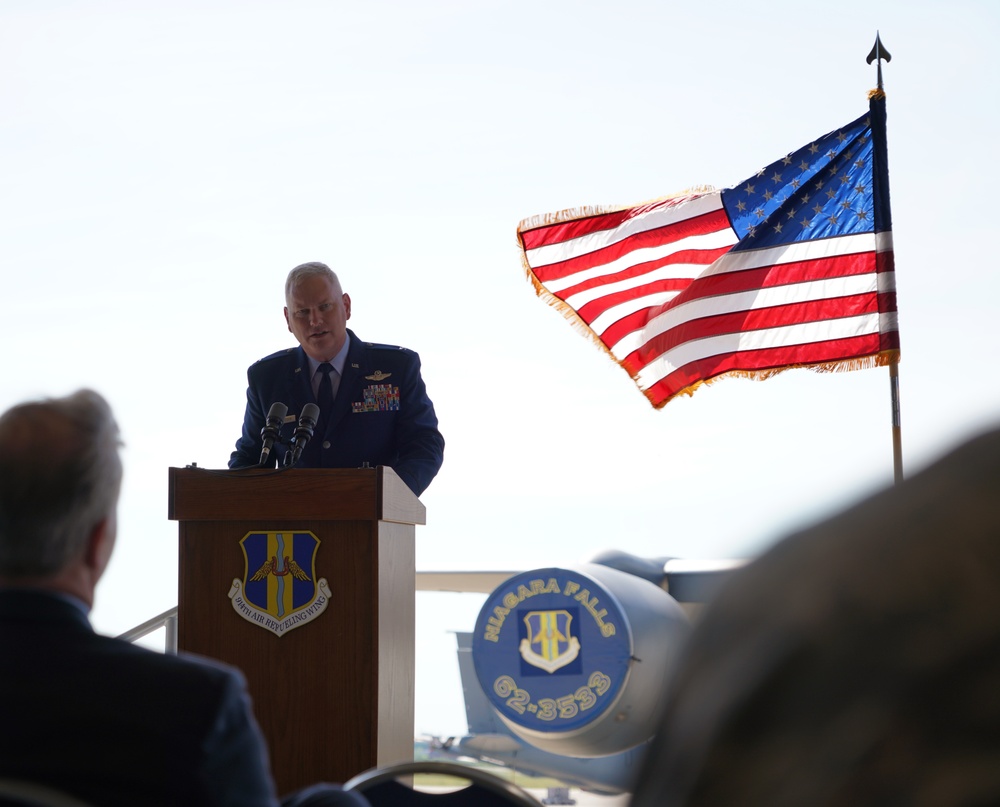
[0,389,122,582]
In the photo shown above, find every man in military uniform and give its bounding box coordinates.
[230,262,444,496]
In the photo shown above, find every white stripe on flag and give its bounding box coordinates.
[637,313,883,390]
[524,193,727,270]
[643,273,879,343]
[562,259,725,310]
[691,232,877,280]
[588,291,682,340]
[542,228,737,296]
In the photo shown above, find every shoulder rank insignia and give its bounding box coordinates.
[365,370,392,381]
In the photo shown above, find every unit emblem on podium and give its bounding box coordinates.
[228,531,331,637]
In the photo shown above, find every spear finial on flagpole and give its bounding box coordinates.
[866,32,903,484]
[867,31,891,94]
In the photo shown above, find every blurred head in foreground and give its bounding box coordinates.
[631,426,1000,807]
[0,389,122,609]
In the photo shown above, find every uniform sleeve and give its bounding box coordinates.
[230,368,266,469]
[389,351,444,496]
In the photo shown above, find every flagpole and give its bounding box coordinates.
[867,32,903,484]
[890,361,903,484]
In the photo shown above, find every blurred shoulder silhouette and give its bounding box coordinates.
[630,425,1000,807]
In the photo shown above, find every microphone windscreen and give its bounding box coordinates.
[266,401,289,424]
[301,403,319,427]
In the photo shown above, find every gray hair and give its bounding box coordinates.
[0,389,123,577]
[285,262,342,304]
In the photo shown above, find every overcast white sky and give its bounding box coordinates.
[3,0,998,738]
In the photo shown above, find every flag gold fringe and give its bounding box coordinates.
[645,349,901,410]
[516,187,715,235]
[868,88,886,100]
[519,244,624,367]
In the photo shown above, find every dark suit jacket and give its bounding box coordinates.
[0,590,280,807]
[230,331,444,496]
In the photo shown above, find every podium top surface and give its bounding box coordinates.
[167,465,426,525]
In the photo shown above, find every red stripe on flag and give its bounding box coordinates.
[624,293,883,376]
[528,207,732,283]
[554,245,732,305]
[574,278,691,325]
[880,328,900,352]
[669,251,877,303]
[520,208,638,252]
[520,196,713,251]
[877,291,897,315]
[642,334,887,406]
[600,308,658,355]
[590,250,878,360]
[876,248,895,274]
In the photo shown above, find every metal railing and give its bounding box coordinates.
[114,575,498,654]
[117,606,178,653]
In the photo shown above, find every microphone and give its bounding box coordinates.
[259,402,288,466]
[284,403,319,467]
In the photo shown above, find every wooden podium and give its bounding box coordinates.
[167,465,423,795]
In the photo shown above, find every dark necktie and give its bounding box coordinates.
[317,362,335,424]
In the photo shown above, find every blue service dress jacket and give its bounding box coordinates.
[229,330,444,496]
[0,590,280,807]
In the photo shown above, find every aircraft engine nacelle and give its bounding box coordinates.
[472,563,690,758]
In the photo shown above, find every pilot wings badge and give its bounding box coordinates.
[519,610,581,673]
[228,531,331,637]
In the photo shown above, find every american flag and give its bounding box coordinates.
[517,95,899,409]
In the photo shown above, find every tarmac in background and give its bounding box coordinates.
[525,788,629,807]
[418,785,628,806]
